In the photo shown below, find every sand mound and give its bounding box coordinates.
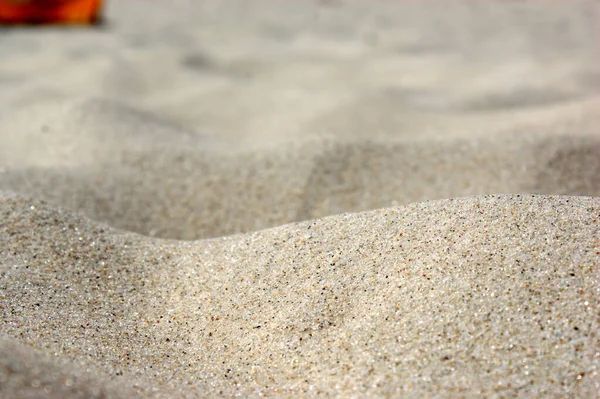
[1,97,599,240]
[1,0,599,397]
[1,193,599,397]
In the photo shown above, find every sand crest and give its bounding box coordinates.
[1,193,599,397]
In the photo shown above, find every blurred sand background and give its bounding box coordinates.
[0,0,599,397]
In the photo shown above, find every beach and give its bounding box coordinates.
[0,0,599,397]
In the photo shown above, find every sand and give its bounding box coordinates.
[0,0,599,397]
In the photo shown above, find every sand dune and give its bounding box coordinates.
[0,0,599,397]
[1,193,599,397]
[1,97,599,240]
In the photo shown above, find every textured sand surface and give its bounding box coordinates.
[0,0,599,397]
[1,194,599,398]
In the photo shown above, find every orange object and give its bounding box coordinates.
[0,0,103,25]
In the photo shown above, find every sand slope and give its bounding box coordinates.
[1,97,599,240]
[0,0,599,397]
[1,193,599,397]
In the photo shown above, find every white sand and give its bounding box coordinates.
[0,0,599,397]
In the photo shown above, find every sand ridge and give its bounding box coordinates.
[1,193,599,397]
[0,0,599,397]
[1,97,599,240]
